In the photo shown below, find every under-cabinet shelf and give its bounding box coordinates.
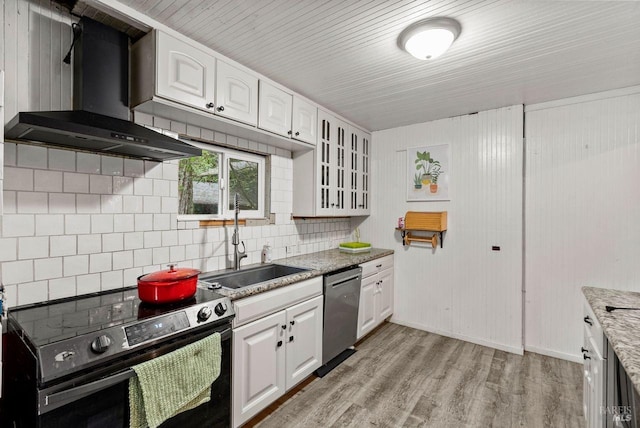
[396,211,447,248]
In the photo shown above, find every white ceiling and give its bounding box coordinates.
[115,0,640,131]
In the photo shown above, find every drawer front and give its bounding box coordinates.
[360,255,394,278]
[583,298,604,356]
[233,277,322,328]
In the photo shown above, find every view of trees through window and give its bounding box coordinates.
[228,159,259,211]
[178,151,219,215]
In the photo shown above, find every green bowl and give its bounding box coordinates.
[339,242,371,249]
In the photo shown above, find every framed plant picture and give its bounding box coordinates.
[407,144,450,201]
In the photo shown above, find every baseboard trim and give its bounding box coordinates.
[390,317,524,355]
[524,345,583,364]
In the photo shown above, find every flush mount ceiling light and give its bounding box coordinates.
[398,17,461,60]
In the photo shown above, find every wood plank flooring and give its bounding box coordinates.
[251,322,583,428]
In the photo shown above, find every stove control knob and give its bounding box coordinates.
[91,335,111,354]
[198,306,213,322]
[214,302,228,316]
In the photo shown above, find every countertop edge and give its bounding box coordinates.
[583,286,640,396]
[215,248,394,301]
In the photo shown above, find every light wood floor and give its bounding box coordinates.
[252,322,583,428]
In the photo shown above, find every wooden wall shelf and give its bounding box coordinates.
[396,211,447,248]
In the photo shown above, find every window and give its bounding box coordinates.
[178,143,265,219]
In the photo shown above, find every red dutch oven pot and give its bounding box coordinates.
[137,264,201,304]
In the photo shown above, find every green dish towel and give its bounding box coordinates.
[129,332,222,428]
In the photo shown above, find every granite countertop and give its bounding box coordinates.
[209,248,394,301]
[583,286,640,394]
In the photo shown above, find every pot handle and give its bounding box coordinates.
[167,264,177,272]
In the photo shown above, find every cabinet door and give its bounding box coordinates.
[292,96,317,145]
[347,126,360,215]
[357,274,378,340]
[232,310,286,427]
[258,82,292,137]
[215,60,258,126]
[315,110,336,216]
[285,296,323,390]
[377,268,394,321]
[359,130,371,215]
[334,120,349,216]
[156,31,216,111]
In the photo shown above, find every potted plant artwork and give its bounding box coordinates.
[430,167,442,193]
[415,151,442,185]
[413,172,423,189]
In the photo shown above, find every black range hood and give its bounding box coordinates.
[4,18,200,161]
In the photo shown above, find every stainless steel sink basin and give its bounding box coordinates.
[199,264,309,290]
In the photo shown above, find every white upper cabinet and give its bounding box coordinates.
[292,96,317,145]
[258,82,293,137]
[156,31,216,112]
[215,60,258,126]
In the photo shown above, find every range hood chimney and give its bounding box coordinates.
[4,17,201,161]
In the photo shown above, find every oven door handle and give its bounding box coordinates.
[39,327,231,415]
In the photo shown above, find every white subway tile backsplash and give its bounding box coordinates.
[34,170,63,192]
[103,233,124,252]
[123,195,143,213]
[91,214,114,234]
[76,273,101,294]
[134,248,152,267]
[64,172,89,193]
[152,247,170,265]
[101,270,124,291]
[49,277,77,299]
[134,177,153,196]
[124,159,145,177]
[135,214,153,231]
[89,253,112,273]
[34,257,62,280]
[17,192,48,213]
[143,196,161,213]
[5,167,34,191]
[114,214,135,233]
[161,230,178,247]
[2,260,34,284]
[5,142,17,166]
[162,163,179,181]
[145,161,163,179]
[49,149,76,172]
[144,231,162,248]
[76,153,101,174]
[124,267,143,286]
[17,144,47,169]
[3,214,35,237]
[17,281,48,305]
[113,250,134,270]
[153,179,170,196]
[170,245,185,262]
[48,193,75,214]
[113,176,133,195]
[153,213,170,231]
[185,244,199,260]
[133,111,154,126]
[161,197,178,213]
[3,190,16,213]
[77,234,102,254]
[65,214,91,235]
[50,235,77,257]
[18,237,49,259]
[90,175,113,194]
[178,230,193,245]
[76,194,101,213]
[101,156,123,176]
[124,232,144,250]
[101,195,123,213]
[0,238,17,261]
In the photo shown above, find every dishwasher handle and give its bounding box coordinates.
[330,275,360,288]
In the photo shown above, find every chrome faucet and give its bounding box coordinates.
[232,193,247,270]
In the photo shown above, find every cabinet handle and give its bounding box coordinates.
[205,102,214,109]
[281,325,287,330]
[216,106,225,112]
[290,320,295,326]
[295,131,300,136]
[583,316,593,326]
[287,130,292,135]
[289,336,294,342]
[583,354,591,360]
[581,347,588,353]
[277,340,283,347]
[376,264,382,268]
[331,203,335,207]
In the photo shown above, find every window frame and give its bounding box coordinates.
[177,141,266,221]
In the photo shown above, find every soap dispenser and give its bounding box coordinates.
[261,243,272,263]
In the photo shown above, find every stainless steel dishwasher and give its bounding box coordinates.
[322,266,362,368]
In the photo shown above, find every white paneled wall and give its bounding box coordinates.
[359,105,524,353]
[525,89,640,361]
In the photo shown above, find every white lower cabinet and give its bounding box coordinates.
[232,278,323,427]
[357,255,394,340]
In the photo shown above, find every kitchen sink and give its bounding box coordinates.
[199,264,310,290]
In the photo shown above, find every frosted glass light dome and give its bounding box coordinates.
[398,18,461,60]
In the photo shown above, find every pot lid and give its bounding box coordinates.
[138,264,200,283]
